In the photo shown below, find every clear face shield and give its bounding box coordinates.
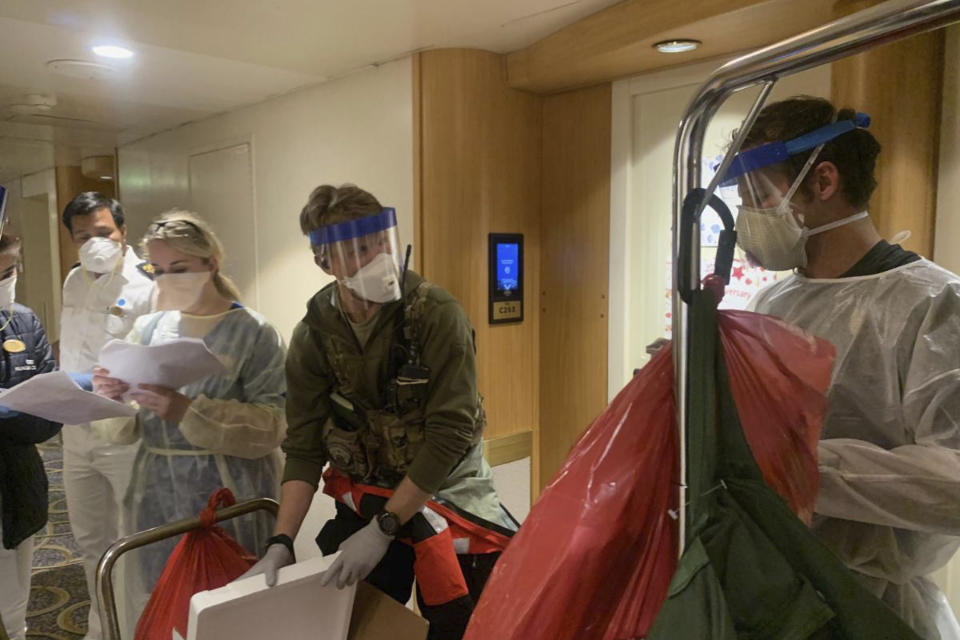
[310,208,405,304]
[716,112,871,271]
[0,185,7,238]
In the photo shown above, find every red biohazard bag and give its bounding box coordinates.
[719,310,834,521]
[134,488,257,640]
[464,310,834,640]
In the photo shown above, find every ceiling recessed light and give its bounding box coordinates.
[654,39,702,54]
[92,44,134,59]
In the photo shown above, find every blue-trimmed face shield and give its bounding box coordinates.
[712,112,871,271]
[719,112,871,208]
[309,207,403,303]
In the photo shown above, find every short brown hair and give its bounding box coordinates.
[299,184,382,243]
[739,96,881,209]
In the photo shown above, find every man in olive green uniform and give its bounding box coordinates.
[241,184,516,640]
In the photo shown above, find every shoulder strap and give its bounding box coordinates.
[401,281,430,366]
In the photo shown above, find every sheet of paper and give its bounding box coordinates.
[0,370,137,423]
[98,338,226,392]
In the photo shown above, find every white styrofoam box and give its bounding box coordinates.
[185,553,355,640]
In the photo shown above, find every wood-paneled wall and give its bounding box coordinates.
[417,49,542,445]
[539,85,612,491]
[416,50,613,492]
[831,31,945,257]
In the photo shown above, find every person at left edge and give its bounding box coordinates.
[58,192,155,640]
[0,234,63,640]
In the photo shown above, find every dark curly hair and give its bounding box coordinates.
[738,96,881,209]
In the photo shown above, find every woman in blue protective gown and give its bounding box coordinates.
[93,210,286,630]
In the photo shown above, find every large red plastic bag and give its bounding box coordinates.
[134,488,256,640]
[465,346,679,640]
[464,310,834,640]
[719,310,834,521]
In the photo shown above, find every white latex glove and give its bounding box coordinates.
[237,543,294,587]
[320,519,394,589]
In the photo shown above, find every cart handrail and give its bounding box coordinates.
[95,497,279,640]
[671,0,960,553]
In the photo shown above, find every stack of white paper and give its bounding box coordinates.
[0,370,136,424]
[181,554,355,640]
[98,338,226,393]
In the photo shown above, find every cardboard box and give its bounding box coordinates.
[348,582,428,640]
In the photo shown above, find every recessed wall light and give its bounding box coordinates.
[654,39,702,54]
[92,44,134,59]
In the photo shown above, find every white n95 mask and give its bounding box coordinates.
[155,271,211,311]
[342,252,402,303]
[735,139,824,271]
[79,237,123,274]
[0,273,16,308]
[736,205,807,271]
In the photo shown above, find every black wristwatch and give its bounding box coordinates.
[266,533,296,561]
[376,510,401,537]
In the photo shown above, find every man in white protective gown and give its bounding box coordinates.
[59,192,155,640]
[720,95,960,640]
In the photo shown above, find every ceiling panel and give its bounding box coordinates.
[0,0,623,183]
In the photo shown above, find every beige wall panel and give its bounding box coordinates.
[117,58,414,342]
[539,84,611,490]
[832,30,945,257]
[935,24,960,274]
[418,49,542,444]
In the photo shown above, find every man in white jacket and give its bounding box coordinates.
[59,192,154,640]
[733,96,960,640]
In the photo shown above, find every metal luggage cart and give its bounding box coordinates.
[95,497,279,640]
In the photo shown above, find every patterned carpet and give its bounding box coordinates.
[27,440,88,639]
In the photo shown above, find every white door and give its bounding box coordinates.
[188,143,258,308]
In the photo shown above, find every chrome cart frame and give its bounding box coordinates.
[672,0,960,551]
[95,497,279,640]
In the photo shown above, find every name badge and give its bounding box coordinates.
[3,338,26,353]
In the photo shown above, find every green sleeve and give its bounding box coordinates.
[281,321,332,487]
[405,299,482,494]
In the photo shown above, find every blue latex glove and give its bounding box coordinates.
[0,404,19,418]
[67,372,94,392]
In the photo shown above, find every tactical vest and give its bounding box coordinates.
[315,282,485,486]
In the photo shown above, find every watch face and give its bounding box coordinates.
[378,512,400,536]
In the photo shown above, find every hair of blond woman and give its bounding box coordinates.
[141,209,241,302]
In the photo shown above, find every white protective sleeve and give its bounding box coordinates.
[814,274,960,536]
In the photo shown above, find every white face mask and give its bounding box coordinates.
[79,237,124,274]
[342,252,402,303]
[737,206,870,271]
[0,273,16,308]
[155,271,212,311]
[735,141,826,271]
